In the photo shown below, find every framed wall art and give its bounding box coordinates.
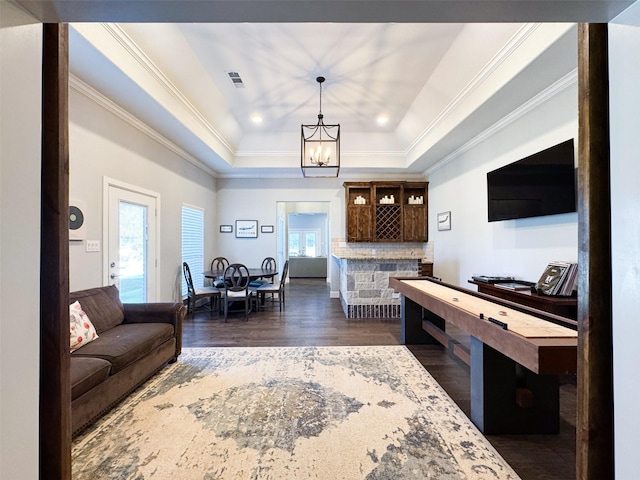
[261,225,274,233]
[220,225,233,233]
[437,211,451,231]
[235,220,258,238]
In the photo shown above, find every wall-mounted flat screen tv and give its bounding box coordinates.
[487,139,576,222]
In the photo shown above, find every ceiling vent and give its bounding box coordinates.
[226,71,245,89]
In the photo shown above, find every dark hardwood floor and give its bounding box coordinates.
[183,278,576,480]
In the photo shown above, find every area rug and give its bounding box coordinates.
[72,346,520,480]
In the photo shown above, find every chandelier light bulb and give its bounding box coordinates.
[310,144,331,166]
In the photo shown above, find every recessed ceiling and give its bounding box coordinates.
[120,23,466,134]
[68,21,578,178]
[21,0,630,178]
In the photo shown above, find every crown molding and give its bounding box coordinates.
[234,150,406,158]
[69,74,219,178]
[406,23,541,155]
[425,68,578,176]
[101,23,236,155]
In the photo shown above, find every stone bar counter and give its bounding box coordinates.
[332,239,434,319]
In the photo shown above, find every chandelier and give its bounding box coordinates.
[301,76,340,177]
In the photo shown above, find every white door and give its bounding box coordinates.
[105,181,159,302]
[288,229,321,257]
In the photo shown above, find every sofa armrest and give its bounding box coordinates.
[123,302,185,359]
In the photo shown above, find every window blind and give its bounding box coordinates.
[181,205,205,297]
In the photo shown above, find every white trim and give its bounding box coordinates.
[181,202,205,212]
[102,23,235,154]
[70,75,218,178]
[425,69,578,176]
[406,23,541,155]
[234,150,407,158]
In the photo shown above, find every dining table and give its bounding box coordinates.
[203,266,278,311]
[203,267,278,282]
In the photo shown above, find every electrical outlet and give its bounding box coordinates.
[85,240,100,252]
[392,292,400,299]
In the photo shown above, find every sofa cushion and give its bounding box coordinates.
[70,301,99,352]
[69,285,124,334]
[71,323,174,374]
[70,357,111,400]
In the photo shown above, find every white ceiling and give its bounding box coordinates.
[17,0,637,178]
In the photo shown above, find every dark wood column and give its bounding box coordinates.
[40,23,71,479]
[576,23,614,480]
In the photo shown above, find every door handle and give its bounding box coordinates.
[110,273,119,279]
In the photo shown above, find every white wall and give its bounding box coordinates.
[215,177,346,292]
[427,80,579,285]
[0,4,41,478]
[64,20,583,309]
[610,4,640,478]
[2,12,632,479]
[69,87,217,301]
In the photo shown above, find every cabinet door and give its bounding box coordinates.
[403,206,427,242]
[347,205,372,242]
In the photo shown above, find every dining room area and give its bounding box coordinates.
[182,255,287,323]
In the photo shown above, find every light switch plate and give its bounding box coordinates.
[85,240,100,252]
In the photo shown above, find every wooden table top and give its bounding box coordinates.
[203,268,278,281]
[390,277,577,375]
[403,280,577,339]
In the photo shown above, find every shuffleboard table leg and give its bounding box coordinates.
[401,296,443,344]
[470,337,560,434]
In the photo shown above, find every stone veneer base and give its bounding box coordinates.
[337,257,419,319]
[342,301,402,319]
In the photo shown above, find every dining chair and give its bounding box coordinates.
[182,262,222,317]
[210,256,229,272]
[255,260,289,311]
[249,256,277,287]
[222,263,254,322]
[209,257,230,286]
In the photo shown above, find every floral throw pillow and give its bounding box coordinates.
[70,301,98,352]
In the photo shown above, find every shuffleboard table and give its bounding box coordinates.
[390,276,577,434]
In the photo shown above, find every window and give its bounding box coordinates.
[288,232,300,256]
[304,232,317,257]
[181,205,204,297]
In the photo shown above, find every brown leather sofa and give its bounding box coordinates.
[69,285,184,436]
